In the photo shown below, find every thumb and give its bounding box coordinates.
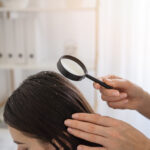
[103,78,130,89]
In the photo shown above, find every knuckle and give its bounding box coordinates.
[92,113,101,121]
[109,129,120,138]
[87,125,96,133]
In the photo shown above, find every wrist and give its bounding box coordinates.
[137,90,150,118]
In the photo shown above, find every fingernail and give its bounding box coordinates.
[112,91,120,96]
[94,83,100,89]
[64,119,71,126]
[72,113,79,119]
[77,145,83,150]
[67,128,73,132]
[120,93,127,98]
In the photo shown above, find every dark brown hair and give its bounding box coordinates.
[4,71,102,149]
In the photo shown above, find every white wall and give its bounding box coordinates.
[97,0,150,138]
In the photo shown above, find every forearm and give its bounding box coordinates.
[137,91,150,119]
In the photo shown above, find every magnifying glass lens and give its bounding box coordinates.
[61,58,85,76]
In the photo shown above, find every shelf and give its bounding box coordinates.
[0,63,57,70]
[0,7,96,13]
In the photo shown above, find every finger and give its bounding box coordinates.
[94,75,122,90]
[108,99,129,109]
[101,93,128,102]
[103,78,130,89]
[98,75,121,80]
[64,119,108,137]
[105,75,122,80]
[93,77,104,89]
[71,113,119,127]
[77,145,106,150]
[94,83,101,89]
[100,86,120,97]
[67,128,107,146]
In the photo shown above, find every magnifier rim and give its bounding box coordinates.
[57,55,87,81]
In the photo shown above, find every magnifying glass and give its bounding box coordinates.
[57,55,113,89]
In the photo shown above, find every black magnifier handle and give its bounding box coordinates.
[86,74,113,89]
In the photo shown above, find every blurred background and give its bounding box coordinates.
[0,0,150,149]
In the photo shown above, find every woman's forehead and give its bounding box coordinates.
[8,126,31,143]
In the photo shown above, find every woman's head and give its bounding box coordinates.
[4,71,100,150]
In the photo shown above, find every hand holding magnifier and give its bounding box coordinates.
[57,55,113,89]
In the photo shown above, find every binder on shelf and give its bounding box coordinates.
[14,15,26,64]
[4,13,15,64]
[0,15,5,63]
[25,14,37,64]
